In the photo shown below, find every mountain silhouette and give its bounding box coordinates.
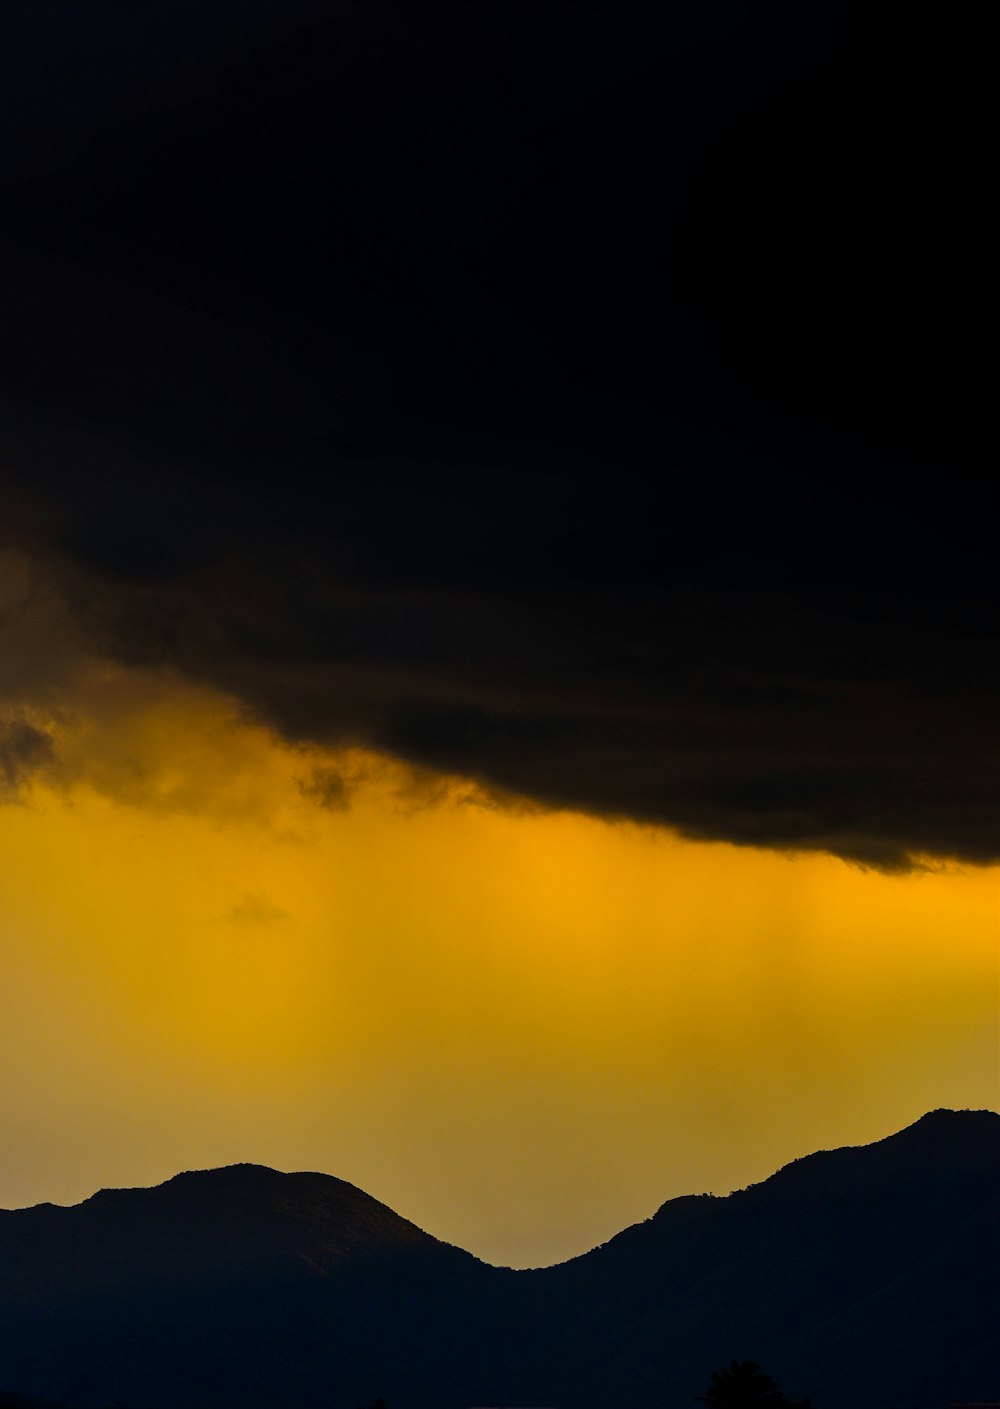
[0,1165,495,1409]
[0,1162,469,1291]
[2,1111,998,1409]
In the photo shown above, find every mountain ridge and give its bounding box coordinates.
[10,1107,996,1266]
[1,1109,998,1409]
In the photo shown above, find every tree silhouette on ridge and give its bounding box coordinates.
[697,1359,811,1409]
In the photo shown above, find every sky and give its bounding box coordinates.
[0,2,996,1268]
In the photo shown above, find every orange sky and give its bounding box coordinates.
[0,666,997,1267]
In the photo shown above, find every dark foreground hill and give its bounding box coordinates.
[1,1110,998,1409]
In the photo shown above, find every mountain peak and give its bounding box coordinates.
[898,1106,1000,1138]
[86,1161,284,1201]
[730,1107,1000,1207]
[1,1163,473,1297]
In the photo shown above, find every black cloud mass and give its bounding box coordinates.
[0,2,994,868]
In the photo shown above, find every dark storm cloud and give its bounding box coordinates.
[300,764,362,813]
[0,720,54,796]
[0,3,993,867]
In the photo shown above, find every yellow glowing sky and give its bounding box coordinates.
[0,667,997,1267]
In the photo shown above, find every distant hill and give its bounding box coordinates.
[0,1165,497,1409]
[1,1110,998,1409]
[533,1109,1000,1408]
[0,1161,468,1291]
